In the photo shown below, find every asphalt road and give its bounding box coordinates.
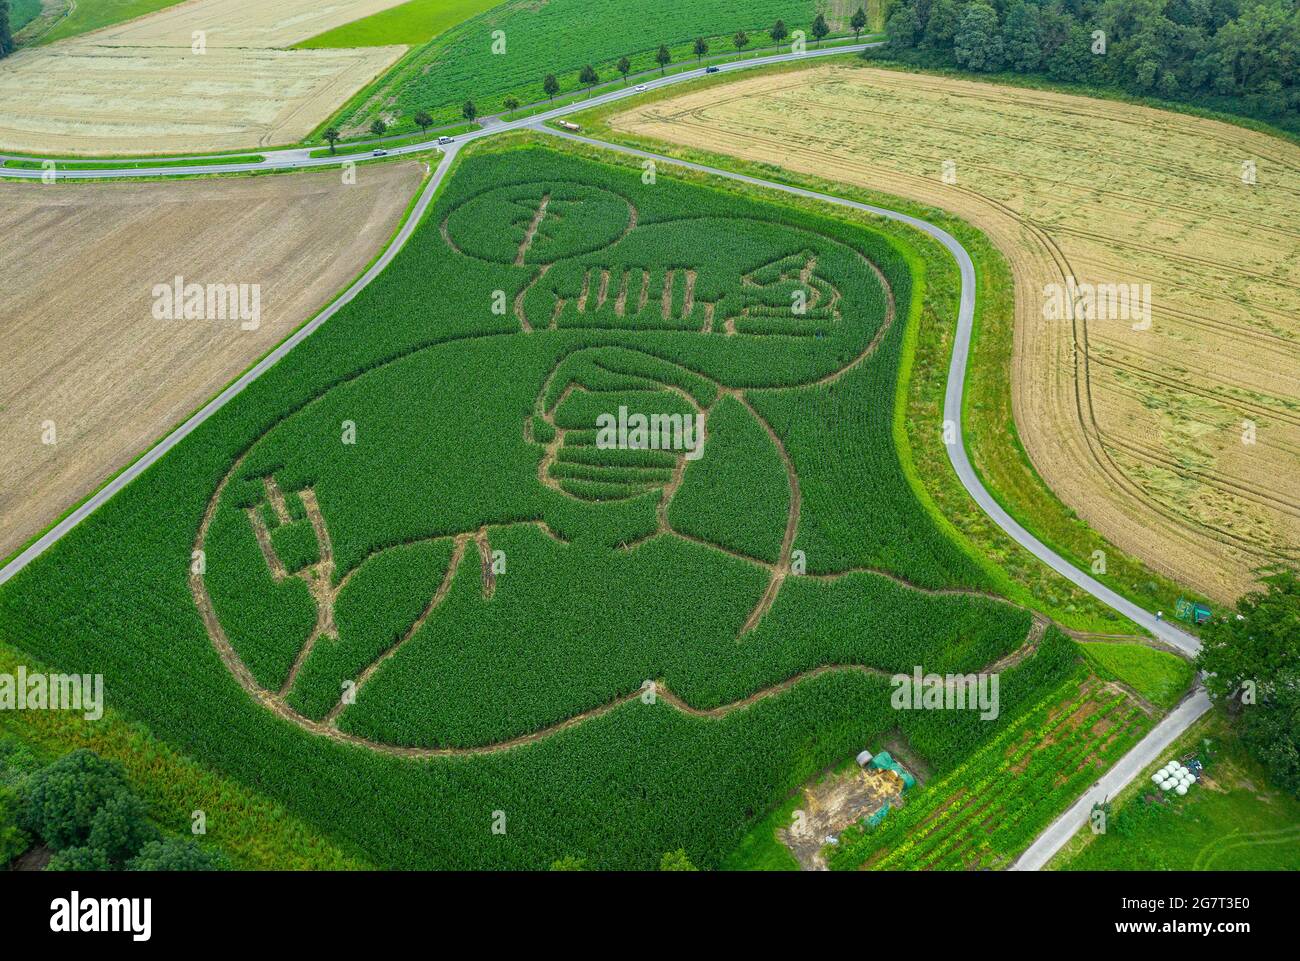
[1010,687,1213,870]
[0,42,1207,870]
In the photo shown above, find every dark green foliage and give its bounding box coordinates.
[0,0,13,59]
[851,8,868,41]
[887,3,922,47]
[812,13,830,44]
[1002,2,1042,72]
[1110,794,1170,839]
[47,846,112,871]
[877,0,1300,129]
[20,749,131,851]
[0,786,30,866]
[954,3,1005,71]
[1197,570,1300,797]
[127,838,227,871]
[87,790,156,865]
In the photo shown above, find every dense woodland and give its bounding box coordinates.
[879,0,1300,128]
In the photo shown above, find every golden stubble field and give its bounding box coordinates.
[611,65,1300,601]
[0,160,427,560]
[0,0,410,155]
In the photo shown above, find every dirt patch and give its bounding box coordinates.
[779,765,907,870]
[9,844,52,871]
[611,65,1300,602]
[0,161,426,560]
[881,732,932,785]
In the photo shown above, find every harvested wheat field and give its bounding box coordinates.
[612,65,1300,601]
[0,0,411,155]
[0,160,426,560]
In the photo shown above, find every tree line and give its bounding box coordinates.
[327,12,870,147]
[1197,570,1300,800]
[881,0,1300,125]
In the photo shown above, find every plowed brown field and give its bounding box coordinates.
[611,65,1300,601]
[0,160,427,560]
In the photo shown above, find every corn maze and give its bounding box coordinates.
[0,142,1080,867]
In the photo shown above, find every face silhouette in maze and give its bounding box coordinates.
[193,179,902,749]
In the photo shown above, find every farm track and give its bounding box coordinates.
[0,44,1205,870]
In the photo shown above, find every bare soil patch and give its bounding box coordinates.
[779,765,907,870]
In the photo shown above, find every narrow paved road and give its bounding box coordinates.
[1011,688,1212,870]
[0,44,1207,871]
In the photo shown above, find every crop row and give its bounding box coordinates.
[830,660,1152,870]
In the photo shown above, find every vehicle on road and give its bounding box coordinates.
[706,66,721,74]
[372,149,388,157]
[438,136,455,145]
[635,84,647,92]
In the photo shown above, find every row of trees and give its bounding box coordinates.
[533,12,871,105]
[337,12,872,145]
[2,747,227,870]
[882,0,1300,120]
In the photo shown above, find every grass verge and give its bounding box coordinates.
[1078,642,1195,712]
[1050,708,1300,870]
